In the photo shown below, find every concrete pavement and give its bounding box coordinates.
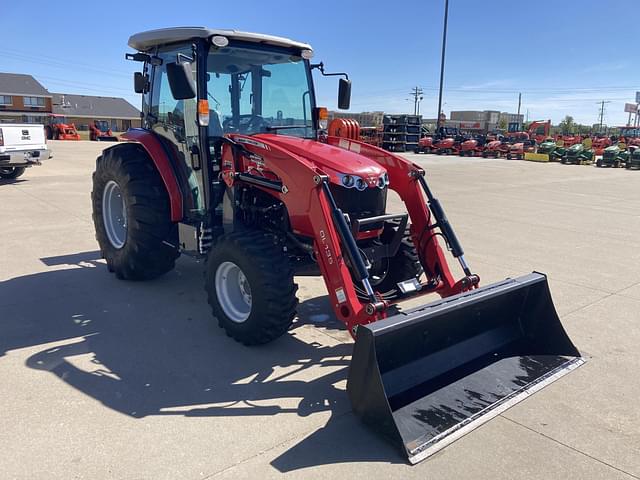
[1,141,639,479]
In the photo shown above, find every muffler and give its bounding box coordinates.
[347,272,583,464]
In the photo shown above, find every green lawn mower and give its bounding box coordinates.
[561,142,594,165]
[596,144,629,168]
[626,146,640,169]
[537,139,565,161]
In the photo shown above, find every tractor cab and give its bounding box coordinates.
[50,115,67,125]
[128,28,350,221]
[94,120,111,133]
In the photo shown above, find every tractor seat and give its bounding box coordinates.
[208,110,224,137]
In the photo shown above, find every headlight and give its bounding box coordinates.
[342,174,355,187]
[339,173,366,190]
[378,172,389,188]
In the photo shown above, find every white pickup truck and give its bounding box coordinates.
[0,124,49,179]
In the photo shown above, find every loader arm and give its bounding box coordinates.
[220,135,386,335]
[327,136,478,297]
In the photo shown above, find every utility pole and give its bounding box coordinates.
[597,100,611,133]
[436,0,449,129]
[516,93,522,129]
[410,86,424,115]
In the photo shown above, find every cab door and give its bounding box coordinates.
[150,46,206,219]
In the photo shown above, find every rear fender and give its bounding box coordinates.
[117,129,183,222]
[327,136,460,296]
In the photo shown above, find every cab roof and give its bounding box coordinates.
[128,27,312,53]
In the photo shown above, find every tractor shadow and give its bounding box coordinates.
[0,178,27,185]
[0,251,403,470]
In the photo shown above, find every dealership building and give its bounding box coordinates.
[0,72,140,131]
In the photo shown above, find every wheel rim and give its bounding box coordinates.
[102,180,128,249]
[215,261,252,323]
[0,167,14,175]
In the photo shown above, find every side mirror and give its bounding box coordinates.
[338,78,351,110]
[166,62,196,100]
[134,72,148,94]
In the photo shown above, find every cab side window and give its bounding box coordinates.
[149,47,205,217]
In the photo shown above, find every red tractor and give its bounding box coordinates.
[45,114,80,140]
[90,120,119,141]
[91,27,582,464]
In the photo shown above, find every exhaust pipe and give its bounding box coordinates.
[347,272,583,464]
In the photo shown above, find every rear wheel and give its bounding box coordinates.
[0,167,26,179]
[92,146,179,280]
[205,231,298,345]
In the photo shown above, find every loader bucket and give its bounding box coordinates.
[347,272,583,464]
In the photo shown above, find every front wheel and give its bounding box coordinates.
[0,167,26,179]
[205,231,298,345]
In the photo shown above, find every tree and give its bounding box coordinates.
[558,115,575,135]
[498,119,508,131]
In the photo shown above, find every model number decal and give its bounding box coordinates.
[318,229,333,265]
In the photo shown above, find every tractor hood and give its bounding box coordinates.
[604,145,620,153]
[255,134,386,183]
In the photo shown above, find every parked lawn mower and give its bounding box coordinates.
[416,134,435,153]
[433,127,461,155]
[90,120,119,141]
[536,138,564,161]
[459,134,486,156]
[505,132,533,160]
[626,146,640,169]
[481,136,505,158]
[92,27,583,464]
[45,115,80,141]
[597,143,629,168]
[561,139,594,165]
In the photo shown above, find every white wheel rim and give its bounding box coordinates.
[215,261,252,323]
[102,180,128,249]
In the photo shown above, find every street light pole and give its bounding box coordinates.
[436,0,449,129]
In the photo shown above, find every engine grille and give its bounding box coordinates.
[329,184,387,222]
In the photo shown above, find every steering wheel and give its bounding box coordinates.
[223,114,268,134]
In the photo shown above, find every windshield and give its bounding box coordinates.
[95,121,109,131]
[206,44,314,138]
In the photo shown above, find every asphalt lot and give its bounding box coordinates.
[1,140,639,479]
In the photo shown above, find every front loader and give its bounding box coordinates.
[91,27,583,464]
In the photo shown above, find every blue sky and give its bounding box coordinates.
[2,0,638,125]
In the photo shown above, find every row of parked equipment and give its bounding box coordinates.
[416,128,640,169]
